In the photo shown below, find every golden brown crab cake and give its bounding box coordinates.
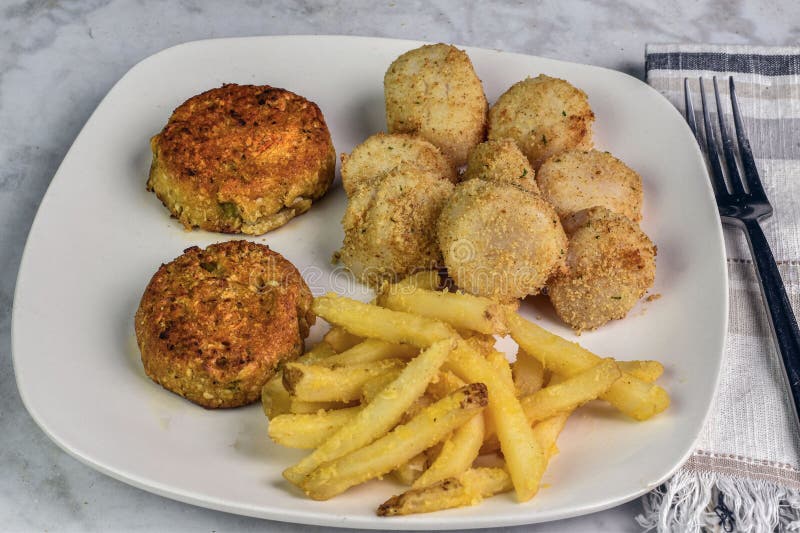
[148,84,335,235]
[488,75,594,169]
[340,133,457,196]
[463,139,539,194]
[135,241,314,408]
[547,207,656,331]
[384,43,488,167]
[536,149,643,222]
[437,179,567,302]
[339,162,455,287]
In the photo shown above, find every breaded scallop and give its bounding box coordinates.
[488,75,594,169]
[135,241,314,408]
[537,149,643,221]
[437,179,567,301]
[148,84,335,235]
[340,133,457,196]
[463,139,538,194]
[339,162,455,287]
[547,207,656,331]
[384,43,488,166]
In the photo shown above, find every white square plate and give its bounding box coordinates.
[12,36,727,529]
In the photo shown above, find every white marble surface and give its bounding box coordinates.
[1,1,798,531]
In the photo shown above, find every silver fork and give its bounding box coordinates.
[684,76,800,426]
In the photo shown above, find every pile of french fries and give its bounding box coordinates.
[261,271,670,516]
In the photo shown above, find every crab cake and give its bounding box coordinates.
[340,133,457,196]
[488,75,594,169]
[148,84,335,235]
[339,162,454,287]
[135,241,314,408]
[547,207,656,331]
[384,44,488,167]
[437,179,567,302]
[463,139,538,194]
[537,150,643,222]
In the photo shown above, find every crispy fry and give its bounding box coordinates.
[512,348,545,397]
[617,360,664,383]
[301,383,488,500]
[486,350,514,390]
[447,341,546,502]
[377,271,442,305]
[508,313,670,420]
[380,287,512,335]
[412,412,485,489]
[282,359,405,403]
[298,341,338,364]
[532,412,570,460]
[360,368,404,403]
[425,371,466,401]
[320,338,418,367]
[261,374,292,419]
[378,467,512,516]
[393,452,430,485]
[268,407,362,449]
[313,294,455,348]
[323,327,363,352]
[283,339,454,485]
[289,399,357,414]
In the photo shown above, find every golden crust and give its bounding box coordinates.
[437,179,567,302]
[547,207,656,331]
[340,133,457,196]
[463,139,538,194]
[384,44,488,167]
[488,75,594,169]
[134,240,314,408]
[536,149,643,222]
[148,84,335,235]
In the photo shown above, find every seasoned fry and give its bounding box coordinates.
[426,370,466,401]
[283,339,454,485]
[298,341,338,364]
[393,452,429,485]
[301,383,488,500]
[412,412,485,489]
[486,350,514,390]
[320,338,418,367]
[261,374,292,419]
[513,348,545,397]
[268,407,362,449]
[447,341,546,502]
[617,360,664,383]
[282,359,405,403]
[289,399,357,414]
[361,368,404,403]
[380,287,512,335]
[378,467,512,516]
[377,271,442,305]
[520,358,620,424]
[532,412,571,460]
[313,294,455,348]
[323,327,363,352]
[508,313,670,420]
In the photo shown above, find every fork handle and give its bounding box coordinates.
[742,219,800,425]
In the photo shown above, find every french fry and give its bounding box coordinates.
[377,270,442,304]
[261,374,292,419]
[289,399,357,414]
[412,412,485,489]
[532,412,571,460]
[520,359,621,424]
[283,339,454,485]
[301,383,488,500]
[378,467,512,516]
[507,313,670,421]
[393,452,429,485]
[361,368,404,403]
[282,359,405,403]
[486,350,514,390]
[617,360,664,383]
[298,341,338,364]
[268,407,362,449]
[447,341,546,502]
[323,326,363,352]
[313,294,455,348]
[512,348,545,397]
[425,370,466,401]
[380,287,512,335]
[320,338,418,367]
[459,331,497,355]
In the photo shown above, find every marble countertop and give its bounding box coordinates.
[2,1,798,531]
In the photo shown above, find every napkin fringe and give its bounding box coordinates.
[636,468,800,532]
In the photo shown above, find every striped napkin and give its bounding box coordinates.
[639,45,800,532]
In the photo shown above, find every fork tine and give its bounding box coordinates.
[729,76,767,197]
[699,78,730,195]
[684,78,699,140]
[713,77,746,195]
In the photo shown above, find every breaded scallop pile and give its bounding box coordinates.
[537,149,643,222]
[547,207,656,331]
[488,75,594,169]
[148,84,335,235]
[135,241,314,408]
[437,179,567,302]
[384,43,488,166]
[463,139,538,194]
[339,162,455,287]
[340,132,456,196]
